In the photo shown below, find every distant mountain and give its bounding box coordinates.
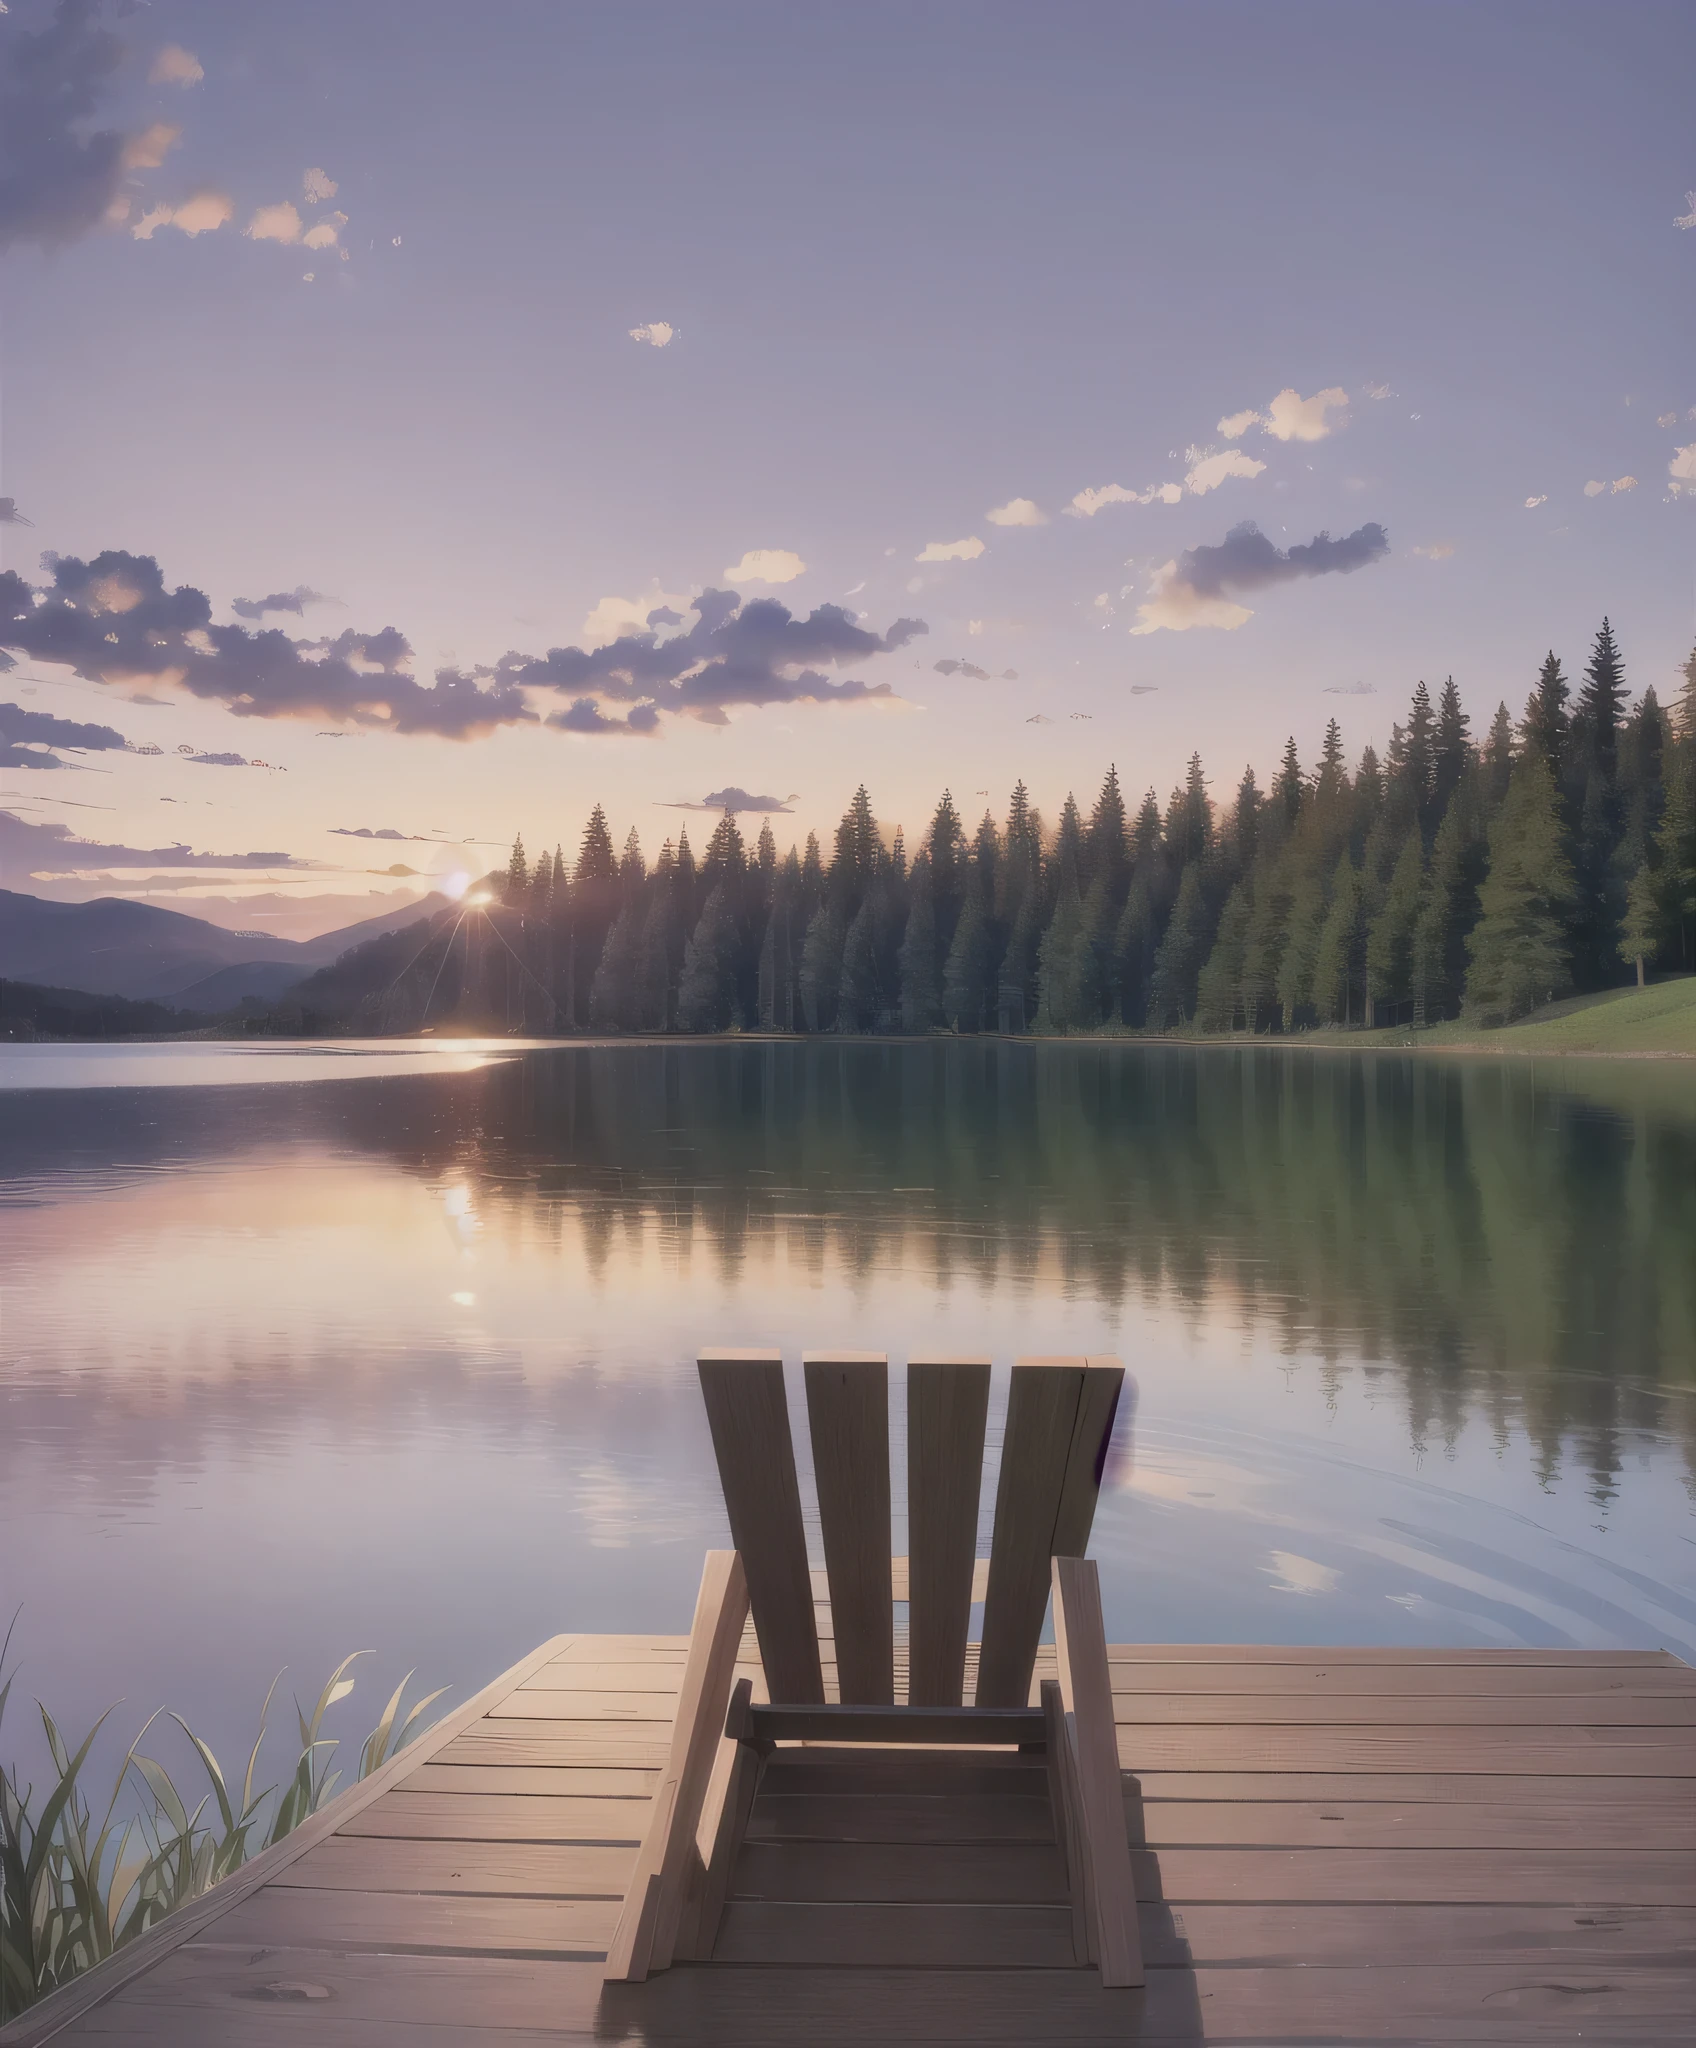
[0,979,195,1040]
[0,890,451,1004]
[168,960,312,1013]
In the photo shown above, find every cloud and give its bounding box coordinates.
[547,697,660,737]
[150,45,204,87]
[0,499,33,527]
[932,659,1017,680]
[0,0,128,248]
[2,549,531,738]
[1670,444,1696,496]
[915,536,984,563]
[330,825,450,843]
[1676,193,1696,230]
[629,322,675,347]
[1524,495,1547,509]
[1217,409,1262,439]
[246,200,302,244]
[303,167,338,204]
[1411,541,1455,560]
[580,585,692,647]
[302,211,346,251]
[0,809,305,888]
[231,585,331,621]
[986,498,1046,527]
[724,548,806,585]
[1128,519,1389,635]
[131,189,232,238]
[659,787,796,813]
[1362,382,1394,401]
[1262,386,1349,441]
[1183,447,1267,495]
[120,122,181,172]
[502,587,925,730]
[1586,475,1639,497]
[0,699,128,770]
[1324,680,1377,696]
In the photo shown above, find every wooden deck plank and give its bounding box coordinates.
[1113,1725,1696,1773]
[79,1946,1696,2046]
[338,1792,651,1841]
[407,1763,659,1797]
[1098,1661,1696,1695]
[749,1792,1058,1843]
[271,1836,636,1897]
[1132,1767,1696,1803]
[731,1840,1070,1904]
[1130,1796,1696,1850]
[1109,1690,1696,1725]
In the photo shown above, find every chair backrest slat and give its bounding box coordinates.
[803,1352,894,1705]
[906,1355,991,1707]
[698,1349,824,1705]
[974,1356,1123,1707]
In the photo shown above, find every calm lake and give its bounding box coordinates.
[2,1039,1694,1783]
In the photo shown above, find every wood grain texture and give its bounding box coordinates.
[1043,1678,1090,1963]
[748,1791,1058,1844]
[683,1737,763,1963]
[975,1357,1087,1708]
[697,1350,823,1705]
[272,1835,634,1898]
[906,1356,991,1707]
[711,1899,1081,1968]
[202,1886,619,1955]
[730,1839,1070,1905]
[335,1792,651,1843]
[1130,1796,1696,1851]
[1113,1725,1696,1774]
[748,1703,1043,1745]
[803,1353,894,1706]
[1051,1358,1124,1560]
[604,1548,749,1981]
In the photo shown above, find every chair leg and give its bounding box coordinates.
[1041,1678,1091,1965]
[1052,1556,1144,1988]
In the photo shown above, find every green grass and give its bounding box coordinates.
[1352,976,1696,1056]
[0,1623,444,2022]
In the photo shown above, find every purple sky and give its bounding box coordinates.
[3,0,1693,931]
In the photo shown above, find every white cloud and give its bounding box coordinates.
[303,167,339,204]
[302,212,347,250]
[1658,413,1679,429]
[1676,193,1696,230]
[724,548,807,584]
[967,620,984,635]
[986,497,1046,527]
[121,122,181,171]
[629,322,675,348]
[1411,541,1455,560]
[1184,447,1267,495]
[1362,381,1394,400]
[246,201,303,244]
[580,584,692,647]
[1584,480,1606,497]
[915,536,984,563]
[131,190,233,239]
[1670,445,1696,496]
[1217,408,1261,439]
[1586,475,1638,497]
[1524,495,1547,509]
[1263,386,1349,441]
[1066,481,1182,517]
[150,45,204,87]
[1128,559,1253,636]
[1262,1550,1340,1597]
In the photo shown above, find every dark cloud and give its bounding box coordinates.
[1,699,129,761]
[0,0,131,251]
[184,751,254,767]
[1171,520,1389,600]
[0,499,34,527]
[547,698,661,737]
[505,588,925,728]
[658,787,797,814]
[933,659,1018,681]
[230,586,332,621]
[331,826,450,843]
[1,553,532,739]
[646,605,684,628]
[1,807,306,887]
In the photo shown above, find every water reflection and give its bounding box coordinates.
[1,1041,1692,1774]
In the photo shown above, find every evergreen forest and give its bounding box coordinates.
[312,624,1696,1037]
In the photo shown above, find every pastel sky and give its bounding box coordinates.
[2,0,1693,934]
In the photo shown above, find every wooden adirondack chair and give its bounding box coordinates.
[603,1350,1140,1988]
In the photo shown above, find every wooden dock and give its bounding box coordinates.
[5,1634,1692,2045]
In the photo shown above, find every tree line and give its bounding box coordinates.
[373,620,1695,1037]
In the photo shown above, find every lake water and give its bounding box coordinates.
[2,1039,1694,1786]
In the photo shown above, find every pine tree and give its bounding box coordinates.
[1521,652,1570,781]
[898,853,943,1030]
[1230,765,1262,873]
[1147,865,1210,1027]
[1167,755,1212,867]
[637,885,678,1029]
[619,827,646,889]
[1365,834,1423,1023]
[755,820,778,892]
[1239,868,1290,1032]
[674,823,698,926]
[1412,771,1490,1024]
[1312,854,1367,1025]
[1399,681,1437,829]
[1110,874,1159,1027]
[1276,871,1327,1030]
[1035,864,1087,1031]
[589,897,643,1028]
[1350,745,1383,856]
[837,895,882,1031]
[1086,765,1130,897]
[1463,750,1577,1024]
[505,834,530,902]
[759,849,805,1029]
[1621,753,1696,975]
[576,806,617,884]
[925,790,966,956]
[1483,702,1515,803]
[702,809,747,886]
[676,883,741,1031]
[1271,738,1304,832]
[1195,880,1252,1032]
[1432,676,1471,818]
[943,884,995,1032]
[1571,617,1626,793]
[830,785,881,915]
